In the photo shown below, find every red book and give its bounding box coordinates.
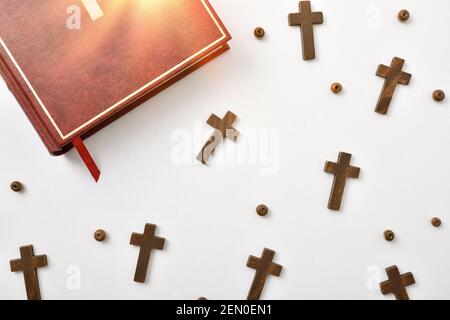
[0,0,231,179]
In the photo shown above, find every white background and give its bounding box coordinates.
[0,0,449,300]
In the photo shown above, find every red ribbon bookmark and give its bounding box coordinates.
[72,136,101,182]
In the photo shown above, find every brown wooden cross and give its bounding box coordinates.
[10,245,48,300]
[288,1,324,60]
[196,111,239,164]
[375,57,412,114]
[130,223,165,283]
[380,265,416,300]
[246,248,282,300]
[324,152,360,211]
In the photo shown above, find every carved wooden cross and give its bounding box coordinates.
[375,57,411,114]
[246,248,282,300]
[288,1,324,60]
[324,152,360,211]
[81,0,104,21]
[130,223,165,283]
[380,265,415,300]
[10,245,48,300]
[196,111,239,164]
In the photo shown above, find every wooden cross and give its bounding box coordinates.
[246,248,282,300]
[81,0,104,21]
[196,111,239,165]
[288,1,324,60]
[10,245,48,300]
[130,223,165,283]
[375,57,412,114]
[324,152,360,211]
[380,265,415,300]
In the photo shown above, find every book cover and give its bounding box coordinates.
[0,0,231,155]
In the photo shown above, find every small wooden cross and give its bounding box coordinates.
[196,111,239,165]
[380,265,416,300]
[288,1,324,60]
[130,223,165,283]
[81,0,104,21]
[324,152,360,211]
[10,245,48,300]
[246,248,282,300]
[375,57,412,114]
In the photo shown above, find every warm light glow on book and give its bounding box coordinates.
[0,0,228,140]
[82,0,104,21]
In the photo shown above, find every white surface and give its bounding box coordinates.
[0,0,449,300]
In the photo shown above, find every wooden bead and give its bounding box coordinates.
[256,204,269,216]
[10,181,23,192]
[384,230,395,241]
[331,82,342,94]
[94,229,106,242]
[398,10,410,22]
[431,217,441,227]
[198,297,208,300]
[254,27,265,39]
[433,90,445,102]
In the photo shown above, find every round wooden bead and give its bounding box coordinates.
[398,10,410,22]
[10,181,23,192]
[431,217,442,227]
[256,204,269,216]
[254,27,265,39]
[433,90,445,102]
[94,229,107,242]
[384,230,395,241]
[331,82,342,94]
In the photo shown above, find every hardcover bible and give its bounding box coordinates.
[0,0,231,180]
